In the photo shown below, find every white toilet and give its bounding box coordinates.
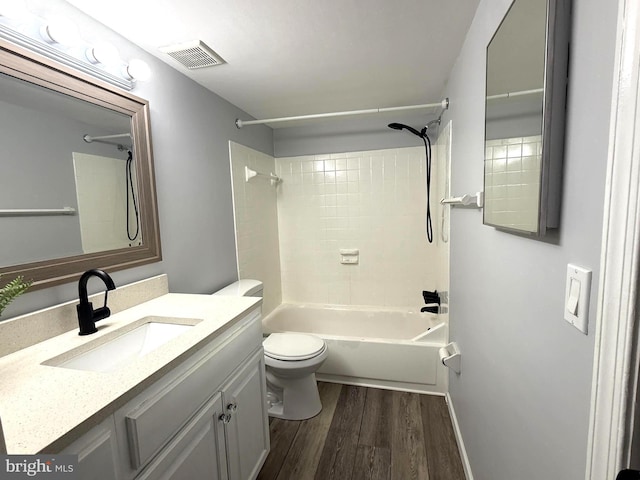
[213,280,328,420]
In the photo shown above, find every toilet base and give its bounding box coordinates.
[266,371,322,420]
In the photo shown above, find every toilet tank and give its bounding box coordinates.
[213,279,263,297]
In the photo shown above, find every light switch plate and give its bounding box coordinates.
[564,264,592,334]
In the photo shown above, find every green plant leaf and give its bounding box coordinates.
[0,275,33,317]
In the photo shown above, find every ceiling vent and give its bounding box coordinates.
[159,40,225,69]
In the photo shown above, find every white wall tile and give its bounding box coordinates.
[276,146,448,309]
[73,152,141,253]
[483,135,542,231]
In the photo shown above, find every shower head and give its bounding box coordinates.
[387,123,426,138]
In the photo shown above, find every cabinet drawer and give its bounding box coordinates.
[121,309,261,471]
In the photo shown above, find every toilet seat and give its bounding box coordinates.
[263,333,326,361]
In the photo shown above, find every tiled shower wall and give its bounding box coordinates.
[484,135,542,232]
[434,121,451,311]
[276,146,446,308]
[229,142,282,316]
[73,152,142,253]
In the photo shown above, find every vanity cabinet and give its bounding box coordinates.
[135,350,269,480]
[61,417,121,480]
[62,308,269,480]
[136,392,228,480]
[219,351,269,480]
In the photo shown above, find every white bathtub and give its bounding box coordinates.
[262,304,448,394]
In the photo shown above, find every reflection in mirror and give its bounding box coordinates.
[483,0,570,235]
[0,39,161,291]
[0,72,141,267]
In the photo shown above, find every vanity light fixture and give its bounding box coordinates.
[123,59,152,82]
[0,11,148,91]
[39,17,80,46]
[85,42,120,66]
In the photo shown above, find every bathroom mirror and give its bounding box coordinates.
[0,39,161,290]
[483,0,570,235]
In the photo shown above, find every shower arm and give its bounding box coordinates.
[425,118,442,130]
[83,133,132,142]
[83,133,133,151]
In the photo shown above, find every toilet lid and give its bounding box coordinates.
[263,333,326,361]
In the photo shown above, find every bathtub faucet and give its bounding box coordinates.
[421,290,440,313]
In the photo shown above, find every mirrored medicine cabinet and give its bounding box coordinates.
[483,0,571,235]
[0,39,162,291]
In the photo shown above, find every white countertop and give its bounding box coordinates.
[0,293,261,454]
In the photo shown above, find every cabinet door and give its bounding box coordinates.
[61,417,121,480]
[222,349,270,480]
[136,392,228,480]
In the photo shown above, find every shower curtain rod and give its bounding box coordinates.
[486,88,543,101]
[83,133,132,142]
[0,206,76,216]
[235,98,449,128]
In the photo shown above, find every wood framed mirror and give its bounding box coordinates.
[483,0,571,235]
[0,38,161,290]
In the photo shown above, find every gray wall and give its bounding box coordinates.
[444,0,616,478]
[3,0,273,318]
[1,99,82,266]
[485,96,542,140]
[0,98,128,267]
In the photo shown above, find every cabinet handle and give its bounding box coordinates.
[219,413,232,424]
[227,403,238,413]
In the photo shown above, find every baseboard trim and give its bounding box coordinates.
[445,392,474,480]
[316,373,446,395]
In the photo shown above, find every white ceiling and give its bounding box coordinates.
[66,0,480,126]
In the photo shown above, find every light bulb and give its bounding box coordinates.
[85,42,120,66]
[123,59,151,81]
[39,17,79,46]
[0,2,30,23]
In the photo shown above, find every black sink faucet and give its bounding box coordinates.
[77,269,116,336]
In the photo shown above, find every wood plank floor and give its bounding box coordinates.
[257,383,466,480]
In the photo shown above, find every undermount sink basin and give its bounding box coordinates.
[44,316,202,372]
